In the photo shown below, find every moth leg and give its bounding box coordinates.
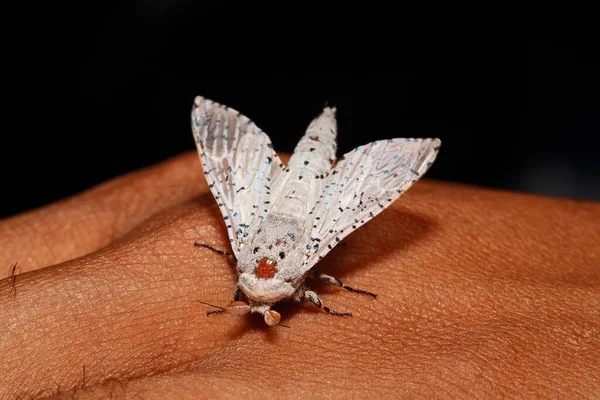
[311,270,377,298]
[194,241,236,262]
[300,288,352,317]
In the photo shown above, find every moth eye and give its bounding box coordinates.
[253,247,260,254]
[279,251,285,259]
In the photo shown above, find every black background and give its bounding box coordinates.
[2,5,598,219]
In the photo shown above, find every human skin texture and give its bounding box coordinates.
[0,152,599,399]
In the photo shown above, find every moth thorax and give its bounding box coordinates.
[264,310,281,326]
[255,257,277,279]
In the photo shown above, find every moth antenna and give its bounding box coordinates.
[197,300,250,316]
[197,300,225,316]
[194,242,236,262]
[197,300,225,310]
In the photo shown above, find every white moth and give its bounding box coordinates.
[191,96,440,327]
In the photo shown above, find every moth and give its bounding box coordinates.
[191,96,440,327]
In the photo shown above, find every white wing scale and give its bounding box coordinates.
[191,96,285,257]
[301,138,440,272]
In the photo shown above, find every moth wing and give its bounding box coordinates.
[301,138,440,271]
[191,96,285,257]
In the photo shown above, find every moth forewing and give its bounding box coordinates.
[191,96,284,257]
[300,137,441,272]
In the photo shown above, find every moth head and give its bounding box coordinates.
[237,271,296,305]
[235,246,300,304]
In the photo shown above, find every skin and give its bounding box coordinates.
[0,152,599,399]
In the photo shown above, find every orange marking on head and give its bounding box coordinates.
[275,240,282,247]
[255,257,277,279]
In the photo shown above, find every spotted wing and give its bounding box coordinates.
[301,138,440,271]
[191,96,285,257]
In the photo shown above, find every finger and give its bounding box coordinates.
[0,151,207,277]
[1,181,598,398]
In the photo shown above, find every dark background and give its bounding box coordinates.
[2,5,598,219]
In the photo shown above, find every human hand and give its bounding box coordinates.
[1,152,598,399]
